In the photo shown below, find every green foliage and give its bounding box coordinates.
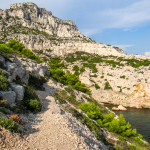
[95,84,100,90]
[7,39,24,52]
[23,86,42,113]
[0,69,10,91]
[82,63,98,73]
[69,107,106,142]
[0,43,13,57]
[52,91,67,104]
[79,103,103,120]
[72,65,80,75]
[29,73,47,90]
[80,67,85,73]
[73,65,79,72]
[114,146,123,150]
[53,90,79,106]
[0,40,41,62]
[0,69,8,77]
[0,117,19,132]
[78,102,140,141]
[90,74,97,77]
[49,57,66,69]
[104,81,112,90]
[27,99,42,113]
[120,75,125,79]
[49,58,91,94]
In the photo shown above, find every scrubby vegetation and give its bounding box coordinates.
[28,72,47,90]
[64,52,150,72]
[52,86,150,149]
[49,57,91,94]
[23,86,42,113]
[0,117,19,132]
[0,40,41,62]
[0,68,10,91]
[104,81,112,90]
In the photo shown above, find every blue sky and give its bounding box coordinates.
[1,0,150,56]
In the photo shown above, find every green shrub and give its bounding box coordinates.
[104,81,112,90]
[73,65,79,72]
[95,84,100,90]
[49,67,91,94]
[73,65,80,75]
[114,146,123,150]
[29,73,47,90]
[7,39,24,52]
[0,40,41,62]
[27,99,42,113]
[70,108,105,142]
[120,75,125,79]
[52,92,66,104]
[82,63,98,73]
[0,117,19,132]
[0,44,13,57]
[90,74,97,77]
[0,69,8,77]
[78,103,103,120]
[80,67,85,73]
[23,86,42,113]
[0,75,10,91]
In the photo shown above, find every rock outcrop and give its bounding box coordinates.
[0,2,125,57]
[0,55,49,105]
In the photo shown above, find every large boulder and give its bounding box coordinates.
[6,62,29,84]
[11,83,25,101]
[112,105,127,111]
[0,91,16,105]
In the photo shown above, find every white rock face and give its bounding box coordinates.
[0,91,16,105]
[11,83,25,101]
[21,60,50,77]
[0,2,124,57]
[6,62,29,84]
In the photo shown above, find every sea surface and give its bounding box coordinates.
[114,108,150,142]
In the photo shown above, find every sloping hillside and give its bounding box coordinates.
[0,2,150,150]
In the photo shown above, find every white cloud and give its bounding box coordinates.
[144,52,150,57]
[80,29,99,36]
[99,0,150,29]
[114,45,133,50]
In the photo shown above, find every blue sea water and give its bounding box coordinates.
[115,108,150,142]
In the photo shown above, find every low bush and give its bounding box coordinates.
[0,117,19,132]
[23,86,42,113]
[79,103,103,120]
[95,84,100,90]
[49,67,91,94]
[104,81,112,90]
[28,72,47,90]
[114,146,123,150]
[53,90,79,106]
[120,75,125,79]
[9,114,23,124]
[78,103,139,139]
[0,40,41,62]
[0,69,9,91]
[82,63,98,73]
[72,65,80,75]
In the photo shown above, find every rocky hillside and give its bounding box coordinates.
[0,2,150,150]
[0,2,125,56]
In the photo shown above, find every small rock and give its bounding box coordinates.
[0,91,16,105]
[118,105,127,111]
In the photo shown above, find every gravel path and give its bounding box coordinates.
[1,81,108,150]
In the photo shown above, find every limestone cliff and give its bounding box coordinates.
[0,2,124,56]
